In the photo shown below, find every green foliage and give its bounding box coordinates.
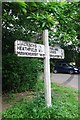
[2,54,42,92]
[2,1,80,93]
[2,1,80,65]
[2,81,78,119]
[2,1,80,45]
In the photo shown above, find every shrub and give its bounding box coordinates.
[2,53,42,92]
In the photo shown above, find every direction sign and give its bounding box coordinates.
[15,40,45,58]
[14,30,65,107]
[14,40,64,59]
[49,46,64,59]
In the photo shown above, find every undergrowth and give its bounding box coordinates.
[2,80,79,119]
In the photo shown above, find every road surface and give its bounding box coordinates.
[40,73,80,90]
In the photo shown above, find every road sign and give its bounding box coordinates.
[15,40,45,58]
[50,46,64,59]
[14,30,65,107]
[15,40,64,59]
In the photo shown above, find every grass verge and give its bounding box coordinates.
[2,80,79,119]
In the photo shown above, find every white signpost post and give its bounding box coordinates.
[14,30,64,107]
[43,30,51,107]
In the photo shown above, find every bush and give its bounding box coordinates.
[2,53,42,92]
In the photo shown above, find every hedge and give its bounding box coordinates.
[2,53,43,92]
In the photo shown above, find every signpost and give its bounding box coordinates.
[14,30,64,107]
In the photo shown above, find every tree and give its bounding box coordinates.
[3,1,80,62]
[47,1,80,65]
[2,1,80,92]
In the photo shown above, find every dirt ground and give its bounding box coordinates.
[2,91,34,111]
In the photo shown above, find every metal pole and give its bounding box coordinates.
[43,29,52,107]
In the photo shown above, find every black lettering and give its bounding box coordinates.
[17,46,21,50]
[55,48,58,51]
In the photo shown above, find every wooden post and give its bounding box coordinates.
[43,29,52,107]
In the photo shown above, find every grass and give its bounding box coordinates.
[2,80,79,119]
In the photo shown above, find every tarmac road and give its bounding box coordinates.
[40,73,80,90]
[50,73,79,90]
